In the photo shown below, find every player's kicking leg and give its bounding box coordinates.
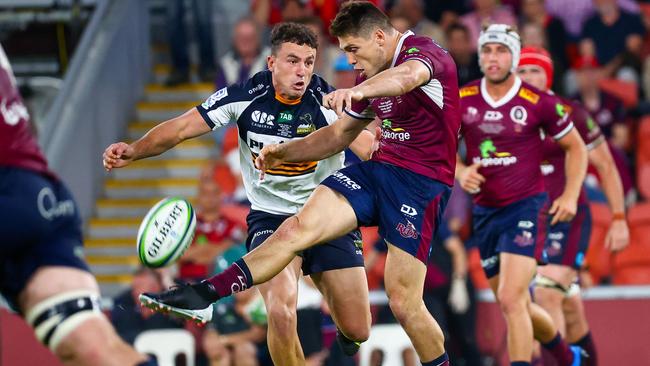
[140,185,359,323]
[20,267,150,366]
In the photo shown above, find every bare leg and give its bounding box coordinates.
[534,264,577,336]
[488,253,537,362]
[256,258,306,366]
[563,293,590,344]
[19,266,146,366]
[311,266,371,342]
[383,243,446,362]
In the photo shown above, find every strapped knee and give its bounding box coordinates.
[25,290,104,351]
[534,274,570,296]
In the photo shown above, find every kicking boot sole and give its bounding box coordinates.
[139,294,213,325]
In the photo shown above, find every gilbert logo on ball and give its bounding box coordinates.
[137,197,196,268]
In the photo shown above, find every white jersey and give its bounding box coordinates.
[197,70,344,215]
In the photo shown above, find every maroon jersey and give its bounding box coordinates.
[541,97,604,204]
[347,31,460,186]
[0,45,51,176]
[460,77,574,207]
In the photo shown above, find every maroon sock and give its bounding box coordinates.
[206,258,253,298]
[542,332,573,366]
[573,332,597,366]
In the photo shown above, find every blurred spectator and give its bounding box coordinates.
[520,0,570,94]
[546,0,639,40]
[391,0,447,46]
[573,56,636,201]
[445,23,482,87]
[574,57,628,144]
[204,288,270,366]
[215,17,271,88]
[520,21,547,48]
[165,0,216,86]
[298,16,341,83]
[579,0,645,81]
[460,0,517,48]
[178,179,245,282]
[252,0,312,26]
[111,267,183,345]
[422,0,469,30]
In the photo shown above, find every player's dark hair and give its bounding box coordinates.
[270,22,319,55]
[329,1,392,38]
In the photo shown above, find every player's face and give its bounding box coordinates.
[268,42,316,100]
[338,30,389,78]
[517,64,547,91]
[479,43,513,83]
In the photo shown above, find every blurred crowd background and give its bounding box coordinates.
[3,0,650,365]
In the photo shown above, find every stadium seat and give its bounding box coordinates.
[637,116,650,167]
[612,203,650,284]
[598,78,638,108]
[468,247,490,290]
[134,329,195,366]
[358,324,415,366]
[584,203,613,284]
[637,164,650,201]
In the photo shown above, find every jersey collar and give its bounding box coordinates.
[390,30,415,68]
[480,76,522,109]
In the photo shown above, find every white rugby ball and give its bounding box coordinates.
[137,197,196,268]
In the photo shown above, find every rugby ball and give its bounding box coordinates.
[136,197,196,268]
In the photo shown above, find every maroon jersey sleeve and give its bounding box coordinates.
[538,93,574,140]
[345,73,375,120]
[568,100,605,150]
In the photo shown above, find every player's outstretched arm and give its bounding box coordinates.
[103,108,211,171]
[588,139,629,251]
[255,113,371,171]
[323,60,431,116]
[551,128,588,225]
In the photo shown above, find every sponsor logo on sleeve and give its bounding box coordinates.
[460,86,479,98]
[201,87,228,109]
[518,88,539,104]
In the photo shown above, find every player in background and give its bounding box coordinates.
[103,23,376,365]
[0,45,153,365]
[456,25,589,366]
[517,46,629,366]
[139,2,461,365]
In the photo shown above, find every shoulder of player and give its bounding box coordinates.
[459,79,481,99]
[304,74,334,105]
[223,70,272,103]
[515,81,554,109]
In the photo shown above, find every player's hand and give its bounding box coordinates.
[323,88,364,117]
[605,219,629,252]
[549,193,577,225]
[254,143,286,180]
[458,162,485,194]
[448,276,470,314]
[102,142,135,171]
